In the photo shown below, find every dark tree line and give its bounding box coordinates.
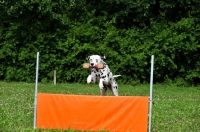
[0,0,200,85]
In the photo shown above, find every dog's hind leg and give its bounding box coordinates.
[111,80,118,96]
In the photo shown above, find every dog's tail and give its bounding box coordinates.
[113,75,121,78]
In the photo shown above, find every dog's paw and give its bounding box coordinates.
[87,75,92,83]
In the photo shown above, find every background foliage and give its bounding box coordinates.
[0,0,200,85]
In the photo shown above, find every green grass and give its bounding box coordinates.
[0,81,200,132]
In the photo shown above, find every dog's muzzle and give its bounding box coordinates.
[90,63,98,67]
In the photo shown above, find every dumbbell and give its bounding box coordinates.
[83,63,104,69]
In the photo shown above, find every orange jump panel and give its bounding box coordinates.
[36,93,149,132]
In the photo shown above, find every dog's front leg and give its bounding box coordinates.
[87,70,97,84]
[100,89,106,96]
[87,75,92,83]
[99,78,104,89]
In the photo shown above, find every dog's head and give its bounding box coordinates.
[87,55,106,67]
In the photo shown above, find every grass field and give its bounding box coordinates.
[0,81,200,132]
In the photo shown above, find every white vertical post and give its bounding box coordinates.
[148,55,154,132]
[54,70,56,85]
[34,52,39,129]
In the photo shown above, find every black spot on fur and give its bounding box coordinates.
[102,76,106,78]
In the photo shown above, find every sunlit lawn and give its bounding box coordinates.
[0,81,200,132]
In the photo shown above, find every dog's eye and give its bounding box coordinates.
[96,59,98,62]
[90,59,92,61]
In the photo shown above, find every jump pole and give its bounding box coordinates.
[34,52,40,129]
[148,55,154,132]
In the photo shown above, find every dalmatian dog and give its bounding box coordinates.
[86,55,121,96]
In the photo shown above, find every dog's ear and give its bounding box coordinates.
[86,56,90,60]
[101,56,107,60]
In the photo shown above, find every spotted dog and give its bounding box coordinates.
[86,55,121,96]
